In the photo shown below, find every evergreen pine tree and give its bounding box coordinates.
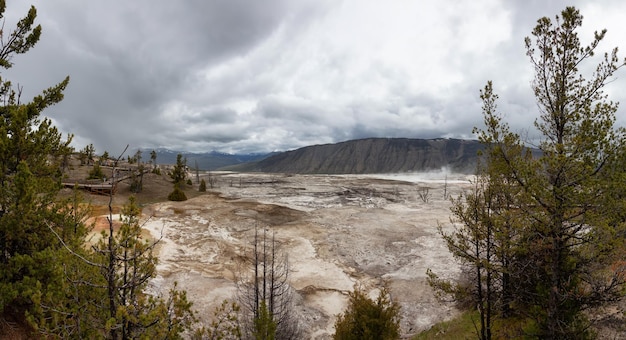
[0,2,74,325]
[430,7,626,338]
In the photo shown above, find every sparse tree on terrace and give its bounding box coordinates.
[333,284,400,340]
[195,159,200,184]
[80,143,96,165]
[150,149,159,174]
[150,149,157,165]
[168,153,188,201]
[129,149,145,193]
[192,299,242,340]
[101,150,109,163]
[87,161,105,180]
[169,153,187,185]
[432,7,626,338]
[516,7,626,337]
[237,226,302,340]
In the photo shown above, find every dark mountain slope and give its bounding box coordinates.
[236,138,483,174]
[141,149,271,170]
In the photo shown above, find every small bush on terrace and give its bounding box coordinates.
[168,184,187,201]
[87,162,105,180]
[334,285,400,340]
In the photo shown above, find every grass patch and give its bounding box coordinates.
[413,310,480,340]
[414,310,535,339]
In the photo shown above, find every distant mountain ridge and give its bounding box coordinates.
[228,138,483,174]
[141,149,272,170]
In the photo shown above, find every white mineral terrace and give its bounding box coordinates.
[141,172,471,339]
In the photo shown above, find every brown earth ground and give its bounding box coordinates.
[61,161,626,339]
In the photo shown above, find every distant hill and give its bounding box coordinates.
[226,138,483,174]
[141,149,272,170]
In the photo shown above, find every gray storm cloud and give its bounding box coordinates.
[3,0,626,154]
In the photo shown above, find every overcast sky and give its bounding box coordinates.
[4,1,626,154]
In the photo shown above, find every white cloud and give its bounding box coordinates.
[1,0,624,154]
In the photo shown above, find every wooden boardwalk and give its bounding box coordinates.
[62,167,144,195]
[62,181,119,195]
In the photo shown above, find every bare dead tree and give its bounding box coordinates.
[417,187,431,203]
[208,172,217,189]
[236,226,302,339]
[195,159,200,184]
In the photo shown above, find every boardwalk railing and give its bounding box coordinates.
[62,167,149,195]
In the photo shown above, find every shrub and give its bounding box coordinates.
[199,179,206,192]
[129,178,142,193]
[168,185,187,201]
[334,285,400,340]
[87,163,105,180]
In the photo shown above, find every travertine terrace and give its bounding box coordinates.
[141,171,472,339]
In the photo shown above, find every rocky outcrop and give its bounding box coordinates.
[245,138,482,174]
